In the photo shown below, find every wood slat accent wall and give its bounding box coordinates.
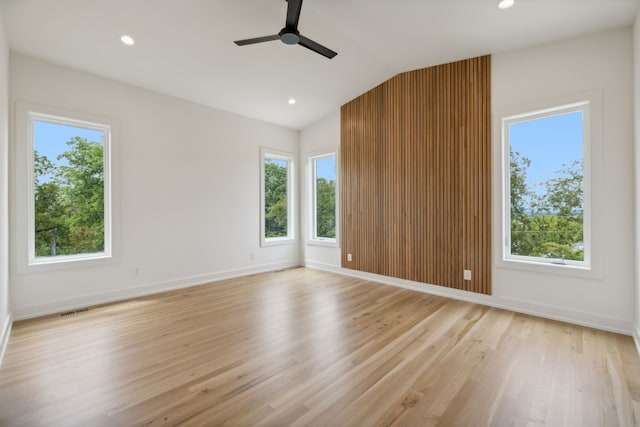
[340,56,491,294]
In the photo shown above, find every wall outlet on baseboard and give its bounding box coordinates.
[347,253,353,262]
[463,270,472,281]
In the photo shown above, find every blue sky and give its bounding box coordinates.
[509,111,583,194]
[34,120,104,183]
[316,157,335,182]
[34,120,104,164]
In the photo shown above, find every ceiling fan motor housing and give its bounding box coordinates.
[279,28,300,45]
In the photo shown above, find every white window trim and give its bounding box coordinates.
[308,152,338,247]
[260,147,296,247]
[14,103,119,272]
[495,91,603,279]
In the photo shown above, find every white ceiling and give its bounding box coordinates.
[1,0,638,129]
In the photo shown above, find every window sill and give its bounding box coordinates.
[261,238,296,247]
[307,239,338,248]
[24,252,113,273]
[495,256,600,280]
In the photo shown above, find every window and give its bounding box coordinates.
[502,101,590,268]
[28,111,112,264]
[310,153,337,243]
[261,149,295,245]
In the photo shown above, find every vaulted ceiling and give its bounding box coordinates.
[1,0,637,129]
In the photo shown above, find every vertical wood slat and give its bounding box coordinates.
[340,56,491,295]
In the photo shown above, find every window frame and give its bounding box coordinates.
[27,111,113,265]
[501,100,593,272]
[260,147,296,247]
[14,102,118,272]
[308,152,338,246]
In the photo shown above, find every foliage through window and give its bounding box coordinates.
[311,154,336,242]
[30,114,110,262]
[503,102,589,267]
[262,150,294,244]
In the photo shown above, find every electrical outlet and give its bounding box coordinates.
[463,270,472,281]
[347,253,353,262]
[250,252,256,260]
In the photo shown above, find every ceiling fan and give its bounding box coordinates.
[234,0,338,59]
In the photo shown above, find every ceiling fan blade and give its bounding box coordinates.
[234,34,280,46]
[286,0,303,29]
[298,35,337,59]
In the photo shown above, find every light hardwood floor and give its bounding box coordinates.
[1,268,639,426]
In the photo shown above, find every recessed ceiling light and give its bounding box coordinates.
[497,0,514,9]
[288,98,296,105]
[120,35,135,46]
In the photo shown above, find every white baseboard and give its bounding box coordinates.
[0,314,12,367]
[13,261,299,321]
[306,260,633,335]
[304,260,343,274]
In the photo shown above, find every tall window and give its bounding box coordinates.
[28,112,111,264]
[261,149,295,245]
[502,101,590,267]
[310,153,337,243]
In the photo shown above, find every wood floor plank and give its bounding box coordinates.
[0,267,638,426]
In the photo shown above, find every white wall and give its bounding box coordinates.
[302,28,635,334]
[9,54,300,318]
[634,10,640,345]
[0,10,11,361]
[492,28,634,332]
[299,110,341,266]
